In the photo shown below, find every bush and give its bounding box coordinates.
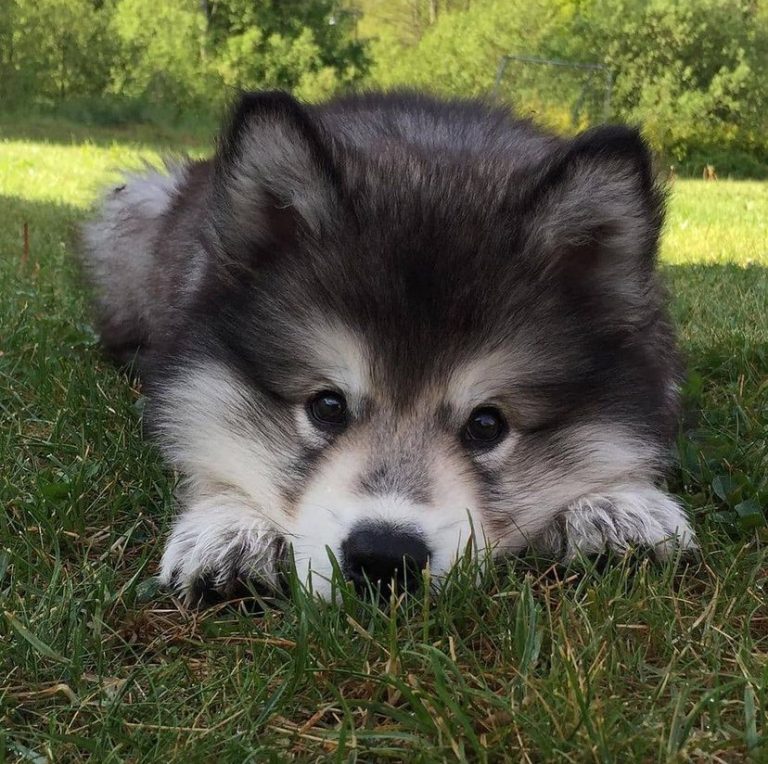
[0,0,370,120]
[0,0,114,105]
[365,0,768,178]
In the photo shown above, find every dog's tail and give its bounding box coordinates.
[79,161,196,367]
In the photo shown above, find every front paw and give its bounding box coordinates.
[533,484,697,562]
[158,501,285,606]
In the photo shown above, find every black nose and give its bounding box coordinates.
[341,524,430,597]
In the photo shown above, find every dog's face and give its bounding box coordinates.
[152,93,680,599]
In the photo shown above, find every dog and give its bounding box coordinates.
[81,90,696,604]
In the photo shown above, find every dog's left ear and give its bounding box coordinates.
[207,90,341,267]
[526,125,664,314]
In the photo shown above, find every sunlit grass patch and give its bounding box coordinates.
[663,179,768,266]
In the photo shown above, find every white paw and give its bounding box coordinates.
[533,484,697,561]
[158,497,284,604]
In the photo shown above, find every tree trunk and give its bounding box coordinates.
[60,41,66,99]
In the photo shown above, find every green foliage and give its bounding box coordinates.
[359,0,483,45]
[0,0,369,121]
[550,0,768,164]
[209,0,368,100]
[214,25,363,102]
[1,0,766,169]
[0,0,114,103]
[368,0,552,96]
[108,0,210,112]
[364,0,768,174]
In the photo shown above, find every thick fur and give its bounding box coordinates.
[81,91,696,602]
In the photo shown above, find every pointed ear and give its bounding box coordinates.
[207,90,340,266]
[526,125,664,313]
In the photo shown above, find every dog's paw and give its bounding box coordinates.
[158,499,285,606]
[533,484,697,562]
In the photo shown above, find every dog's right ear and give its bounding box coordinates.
[206,91,340,269]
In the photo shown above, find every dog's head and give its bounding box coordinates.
[153,92,679,599]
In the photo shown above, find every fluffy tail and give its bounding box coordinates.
[80,163,189,366]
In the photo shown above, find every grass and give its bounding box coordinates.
[1,115,767,762]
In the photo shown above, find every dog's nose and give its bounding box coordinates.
[341,524,430,597]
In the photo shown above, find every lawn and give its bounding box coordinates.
[1,117,767,762]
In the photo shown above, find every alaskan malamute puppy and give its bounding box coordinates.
[82,91,696,604]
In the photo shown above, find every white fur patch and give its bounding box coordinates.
[84,163,187,259]
[159,493,282,602]
[532,483,696,559]
[290,441,482,599]
[447,348,534,411]
[154,361,299,600]
[116,165,185,218]
[154,361,290,520]
[305,320,371,404]
[446,346,571,432]
[482,425,655,548]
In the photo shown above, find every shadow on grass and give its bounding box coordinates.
[663,262,768,534]
[0,195,85,274]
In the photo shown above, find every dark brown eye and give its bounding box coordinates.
[462,407,507,447]
[308,391,348,429]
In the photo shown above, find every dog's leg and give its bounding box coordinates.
[158,495,283,605]
[533,484,697,561]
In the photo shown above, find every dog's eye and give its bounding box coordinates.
[462,407,507,446]
[308,391,348,429]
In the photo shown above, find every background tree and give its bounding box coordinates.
[109,0,210,112]
[208,0,368,100]
[365,0,768,172]
[1,0,765,174]
[0,0,113,104]
[541,0,768,162]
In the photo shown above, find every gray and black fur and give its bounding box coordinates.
[81,91,695,603]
